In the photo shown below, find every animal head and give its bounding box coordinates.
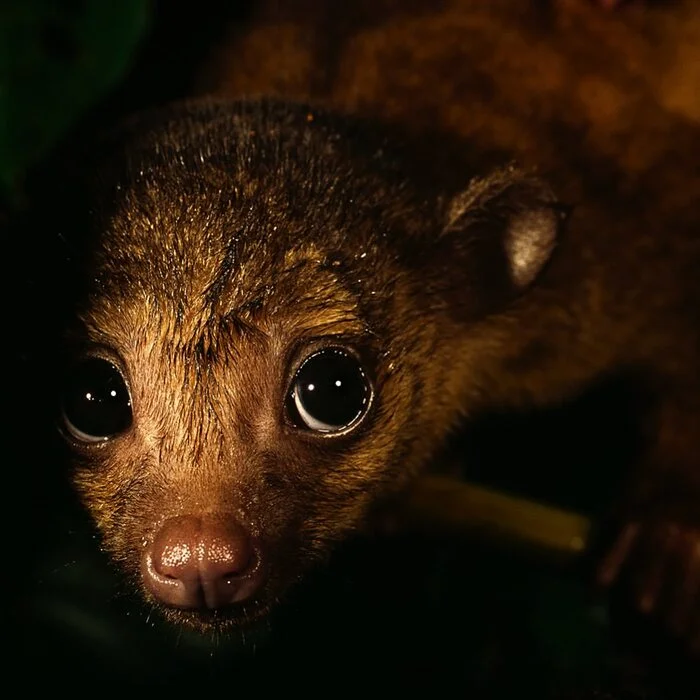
[57,99,562,630]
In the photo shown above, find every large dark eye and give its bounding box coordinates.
[61,357,132,442]
[287,348,371,433]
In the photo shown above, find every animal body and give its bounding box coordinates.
[52,0,700,662]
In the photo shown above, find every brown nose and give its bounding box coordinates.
[142,514,265,610]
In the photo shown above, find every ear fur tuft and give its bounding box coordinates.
[443,165,566,294]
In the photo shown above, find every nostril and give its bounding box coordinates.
[202,532,254,578]
[158,541,196,579]
[143,514,266,610]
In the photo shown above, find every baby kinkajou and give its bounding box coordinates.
[52,0,700,659]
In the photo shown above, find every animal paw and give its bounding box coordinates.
[597,520,700,657]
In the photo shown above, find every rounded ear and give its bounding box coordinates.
[432,165,569,317]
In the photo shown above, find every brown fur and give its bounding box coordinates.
[57,0,700,655]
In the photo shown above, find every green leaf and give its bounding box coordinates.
[0,0,150,199]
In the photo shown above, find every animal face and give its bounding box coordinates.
[56,100,446,630]
[57,99,560,630]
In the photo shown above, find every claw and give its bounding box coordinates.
[597,521,640,587]
[636,523,678,614]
